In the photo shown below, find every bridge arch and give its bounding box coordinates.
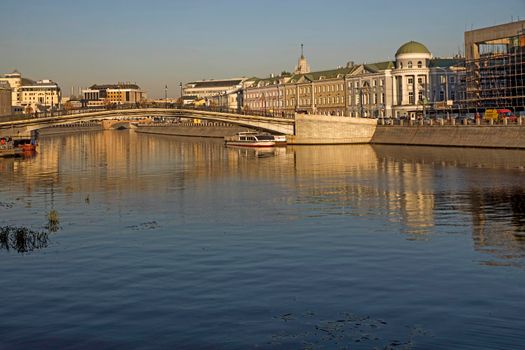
[0,108,295,136]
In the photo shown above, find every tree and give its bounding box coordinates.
[64,101,76,111]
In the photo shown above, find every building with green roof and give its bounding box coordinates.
[242,41,465,119]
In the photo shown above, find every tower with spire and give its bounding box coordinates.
[294,43,311,74]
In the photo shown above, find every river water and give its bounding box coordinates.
[0,130,524,350]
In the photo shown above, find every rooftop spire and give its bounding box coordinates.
[294,43,310,74]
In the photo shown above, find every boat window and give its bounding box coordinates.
[256,135,274,141]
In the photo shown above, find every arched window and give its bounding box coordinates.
[408,61,413,69]
[399,62,403,69]
[417,61,422,68]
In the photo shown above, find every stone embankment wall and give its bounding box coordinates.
[372,125,525,149]
[39,123,103,135]
[289,114,377,144]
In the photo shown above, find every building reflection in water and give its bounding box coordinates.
[0,131,523,264]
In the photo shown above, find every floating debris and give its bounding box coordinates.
[127,221,160,231]
[47,209,60,232]
[0,226,49,253]
[268,311,426,349]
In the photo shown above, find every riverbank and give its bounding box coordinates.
[35,119,525,150]
[372,125,525,149]
[39,123,103,135]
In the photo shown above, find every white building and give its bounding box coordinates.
[429,58,466,109]
[182,78,246,101]
[0,70,35,106]
[391,41,432,118]
[19,79,62,112]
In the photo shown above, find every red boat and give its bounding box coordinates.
[14,130,40,153]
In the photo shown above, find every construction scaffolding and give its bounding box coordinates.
[465,28,525,112]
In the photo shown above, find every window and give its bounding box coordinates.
[418,91,423,102]
[417,61,422,68]
[408,77,414,84]
[439,91,444,101]
[408,61,413,69]
[418,77,423,84]
[409,92,415,104]
[450,76,455,84]
[399,62,403,69]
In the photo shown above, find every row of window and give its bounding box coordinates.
[399,61,425,69]
[247,79,387,98]
[248,93,386,108]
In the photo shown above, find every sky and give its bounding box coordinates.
[1,0,524,98]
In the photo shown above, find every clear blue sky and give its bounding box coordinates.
[1,0,523,98]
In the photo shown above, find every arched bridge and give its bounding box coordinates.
[0,108,295,136]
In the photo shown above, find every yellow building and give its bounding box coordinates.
[83,83,145,106]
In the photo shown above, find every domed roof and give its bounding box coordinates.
[396,41,430,56]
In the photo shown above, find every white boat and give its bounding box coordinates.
[224,132,276,147]
[273,135,287,146]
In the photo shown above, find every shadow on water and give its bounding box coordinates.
[0,226,49,253]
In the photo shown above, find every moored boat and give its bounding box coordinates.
[0,137,23,158]
[273,135,287,146]
[224,132,276,147]
[13,130,39,153]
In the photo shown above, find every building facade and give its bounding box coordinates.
[0,70,35,107]
[0,81,12,117]
[243,41,465,119]
[82,83,145,106]
[464,21,525,111]
[18,80,62,112]
[429,58,466,110]
[182,78,247,101]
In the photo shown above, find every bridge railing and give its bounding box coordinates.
[0,103,294,122]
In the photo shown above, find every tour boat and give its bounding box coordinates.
[273,135,287,146]
[224,132,276,147]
